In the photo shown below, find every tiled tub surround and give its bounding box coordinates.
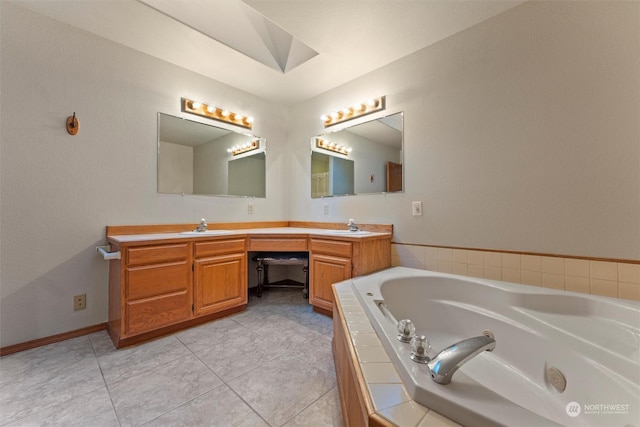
[332,268,640,427]
[0,289,343,427]
[392,243,640,301]
[332,283,461,427]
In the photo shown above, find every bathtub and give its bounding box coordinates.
[350,267,639,427]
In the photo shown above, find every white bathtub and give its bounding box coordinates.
[350,267,639,427]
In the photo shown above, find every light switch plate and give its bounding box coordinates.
[412,201,423,216]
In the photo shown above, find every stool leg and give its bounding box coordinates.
[256,263,263,298]
[303,265,309,299]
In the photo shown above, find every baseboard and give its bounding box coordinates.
[0,323,107,357]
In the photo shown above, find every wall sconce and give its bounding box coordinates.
[316,138,352,155]
[227,140,259,156]
[320,96,385,128]
[182,98,254,130]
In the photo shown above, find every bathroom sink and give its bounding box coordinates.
[179,230,233,236]
[324,230,372,235]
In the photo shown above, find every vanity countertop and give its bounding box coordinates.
[108,227,391,244]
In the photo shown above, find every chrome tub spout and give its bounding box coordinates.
[427,335,496,385]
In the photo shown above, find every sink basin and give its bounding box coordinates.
[324,230,372,235]
[179,230,233,236]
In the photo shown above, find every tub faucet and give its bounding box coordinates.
[195,218,207,232]
[427,334,496,385]
[347,218,359,232]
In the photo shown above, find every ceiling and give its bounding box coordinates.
[11,0,525,106]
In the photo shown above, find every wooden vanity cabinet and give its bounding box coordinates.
[113,242,193,341]
[193,239,247,316]
[310,239,352,313]
[106,224,391,347]
[108,237,247,348]
[310,237,392,314]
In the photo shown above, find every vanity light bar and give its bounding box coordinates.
[316,138,352,156]
[181,98,254,130]
[227,140,259,156]
[320,96,386,128]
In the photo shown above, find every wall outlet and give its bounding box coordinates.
[73,294,86,311]
[412,201,423,216]
[323,203,329,215]
[248,204,254,214]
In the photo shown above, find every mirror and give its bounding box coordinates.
[158,113,266,197]
[311,112,403,197]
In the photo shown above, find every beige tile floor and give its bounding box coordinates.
[0,288,344,427]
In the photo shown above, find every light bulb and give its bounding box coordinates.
[191,101,202,109]
[330,112,339,120]
[206,105,216,113]
[342,107,351,115]
[246,116,254,124]
[367,99,377,108]
[221,110,230,117]
[320,114,329,122]
[235,114,244,122]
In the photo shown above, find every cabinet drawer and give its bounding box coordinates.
[125,291,191,336]
[249,238,308,251]
[194,238,246,258]
[310,239,352,258]
[127,243,189,266]
[126,262,190,300]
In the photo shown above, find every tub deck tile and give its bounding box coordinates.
[361,362,402,384]
[367,383,411,411]
[379,400,429,427]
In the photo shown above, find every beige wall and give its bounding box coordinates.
[0,3,288,347]
[288,1,640,261]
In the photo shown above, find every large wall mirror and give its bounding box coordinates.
[311,112,403,198]
[158,113,266,197]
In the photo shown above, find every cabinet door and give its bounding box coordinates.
[310,254,351,312]
[194,253,247,316]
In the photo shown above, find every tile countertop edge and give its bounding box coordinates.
[107,227,392,243]
[333,281,461,427]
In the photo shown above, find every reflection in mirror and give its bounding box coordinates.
[158,113,266,197]
[311,112,403,198]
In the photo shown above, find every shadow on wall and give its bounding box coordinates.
[1,241,108,348]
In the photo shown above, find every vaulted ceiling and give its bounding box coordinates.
[11,0,524,105]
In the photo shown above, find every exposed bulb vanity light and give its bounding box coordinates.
[316,138,351,155]
[182,98,253,130]
[321,95,385,128]
[227,140,259,156]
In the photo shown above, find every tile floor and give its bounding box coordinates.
[0,289,344,427]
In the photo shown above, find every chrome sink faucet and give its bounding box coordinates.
[195,218,207,232]
[427,334,496,384]
[347,218,359,232]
